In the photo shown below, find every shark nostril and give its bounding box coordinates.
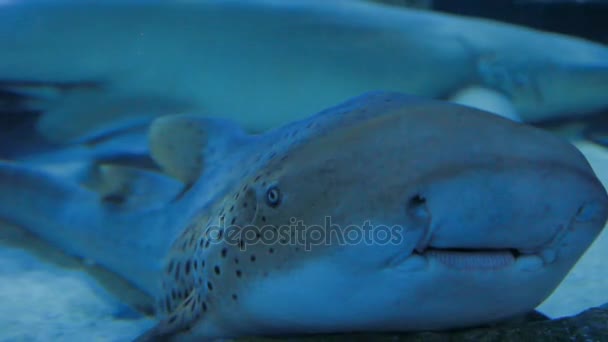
[574,201,604,223]
[406,193,433,253]
[407,194,429,221]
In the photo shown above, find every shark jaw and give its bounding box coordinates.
[228,219,603,339]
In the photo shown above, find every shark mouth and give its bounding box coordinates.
[409,247,557,271]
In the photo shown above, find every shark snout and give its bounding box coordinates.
[410,159,608,259]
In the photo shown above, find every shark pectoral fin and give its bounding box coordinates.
[449,86,522,122]
[149,115,249,186]
[83,163,185,209]
[0,160,172,296]
[0,160,99,251]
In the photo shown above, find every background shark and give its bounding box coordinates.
[0,0,607,153]
[0,92,606,340]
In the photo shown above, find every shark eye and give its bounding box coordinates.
[266,186,281,208]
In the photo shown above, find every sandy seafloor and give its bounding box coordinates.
[0,141,607,342]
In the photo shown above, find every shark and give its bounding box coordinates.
[1,0,608,149]
[0,92,606,340]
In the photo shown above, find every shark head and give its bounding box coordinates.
[141,92,608,341]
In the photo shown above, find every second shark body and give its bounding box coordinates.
[0,0,607,148]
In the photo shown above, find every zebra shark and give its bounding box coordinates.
[1,0,608,149]
[0,92,606,340]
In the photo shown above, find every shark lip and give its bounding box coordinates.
[406,247,558,271]
[405,220,570,271]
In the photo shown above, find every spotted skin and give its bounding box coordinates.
[142,93,412,338]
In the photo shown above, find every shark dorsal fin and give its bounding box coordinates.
[148,115,249,186]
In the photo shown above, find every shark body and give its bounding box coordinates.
[1,0,608,147]
[0,92,606,340]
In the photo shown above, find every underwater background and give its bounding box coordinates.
[0,1,607,341]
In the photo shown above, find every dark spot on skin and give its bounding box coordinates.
[217,230,223,240]
[165,297,171,312]
[205,240,211,248]
[234,258,239,264]
[166,261,174,274]
[236,270,242,278]
[221,248,227,258]
[231,217,236,225]
[234,192,240,200]
[243,202,248,208]
[185,261,191,275]
[193,260,198,270]
[232,294,238,301]
[171,290,177,300]
[174,262,181,280]
[214,266,221,275]
[202,302,208,312]
[261,216,266,222]
[102,194,126,205]
[168,315,177,324]
[262,181,267,187]
[243,185,248,191]
[229,206,234,212]
[254,175,261,182]
[250,255,256,262]
[207,282,213,291]
[201,260,205,268]
[295,247,300,252]
[269,248,274,254]
[199,239,205,248]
